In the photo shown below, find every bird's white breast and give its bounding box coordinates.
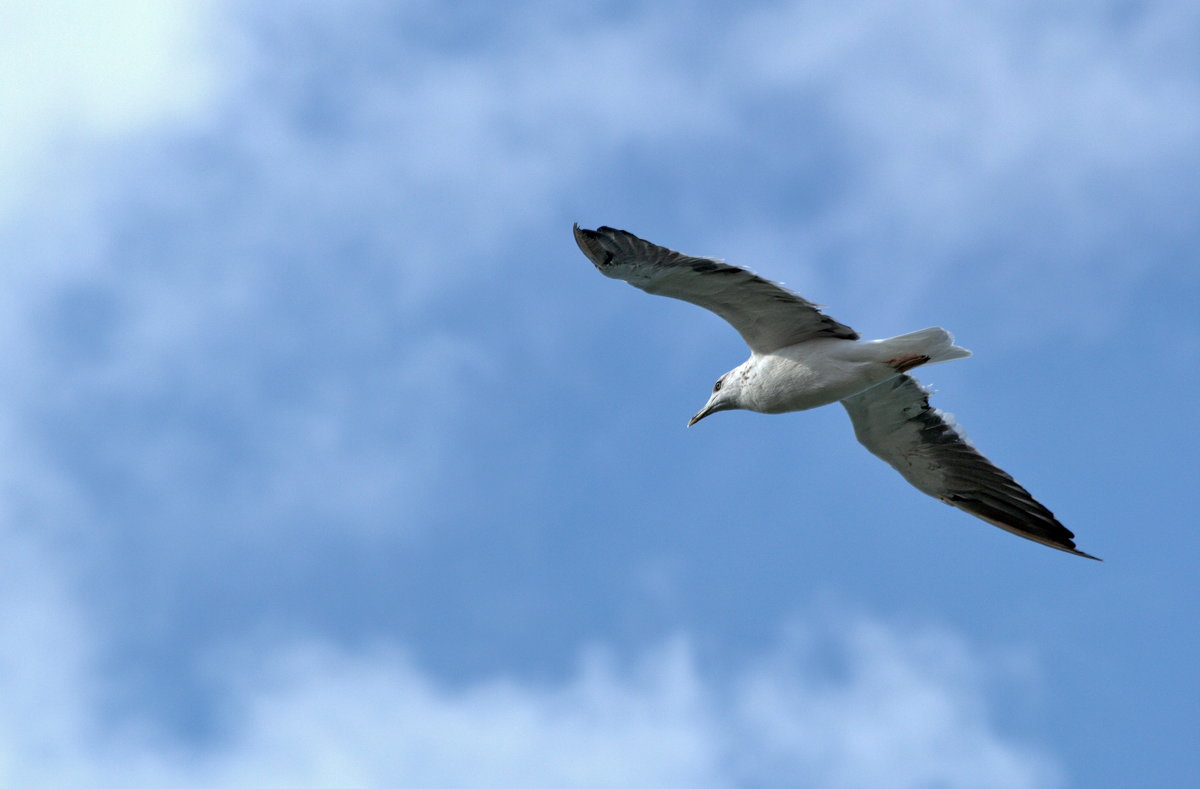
[743,340,896,413]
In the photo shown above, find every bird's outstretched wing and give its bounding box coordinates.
[840,374,1098,559]
[574,225,858,353]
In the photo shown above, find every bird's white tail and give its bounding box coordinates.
[882,327,972,365]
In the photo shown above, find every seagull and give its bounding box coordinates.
[574,224,1098,560]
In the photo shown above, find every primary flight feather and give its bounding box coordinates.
[574,224,1097,560]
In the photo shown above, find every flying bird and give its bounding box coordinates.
[574,224,1097,560]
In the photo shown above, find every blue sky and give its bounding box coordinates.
[2,0,1197,786]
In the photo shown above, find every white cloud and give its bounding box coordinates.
[715,0,1200,336]
[0,0,219,212]
[0,526,98,786]
[7,0,1197,308]
[0,535,1060,789]
[734,618,1058,789]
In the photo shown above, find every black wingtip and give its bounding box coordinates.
[574,224,636,241]
[1009,528,1101,561]
[572,223,624,267]
[572,223,598,259]
[1017,525,1102,560]
[940,494,1101,561]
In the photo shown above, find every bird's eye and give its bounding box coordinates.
[713,379,723,393]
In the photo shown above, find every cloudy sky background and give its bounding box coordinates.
[2,0,1197,786]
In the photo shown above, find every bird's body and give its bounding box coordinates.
[573,223,1098,560]
[726,330,968,414]
[739,342,873,413]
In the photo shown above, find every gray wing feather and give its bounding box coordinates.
[841,374,1098,560]
[574,225,858,353]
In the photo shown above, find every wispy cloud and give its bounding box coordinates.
[0,1,219,213]
[0,541,1059,789]
[711,0,1200,337]
[734,617,1057,788]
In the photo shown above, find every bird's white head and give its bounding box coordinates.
[688,368,745,427]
